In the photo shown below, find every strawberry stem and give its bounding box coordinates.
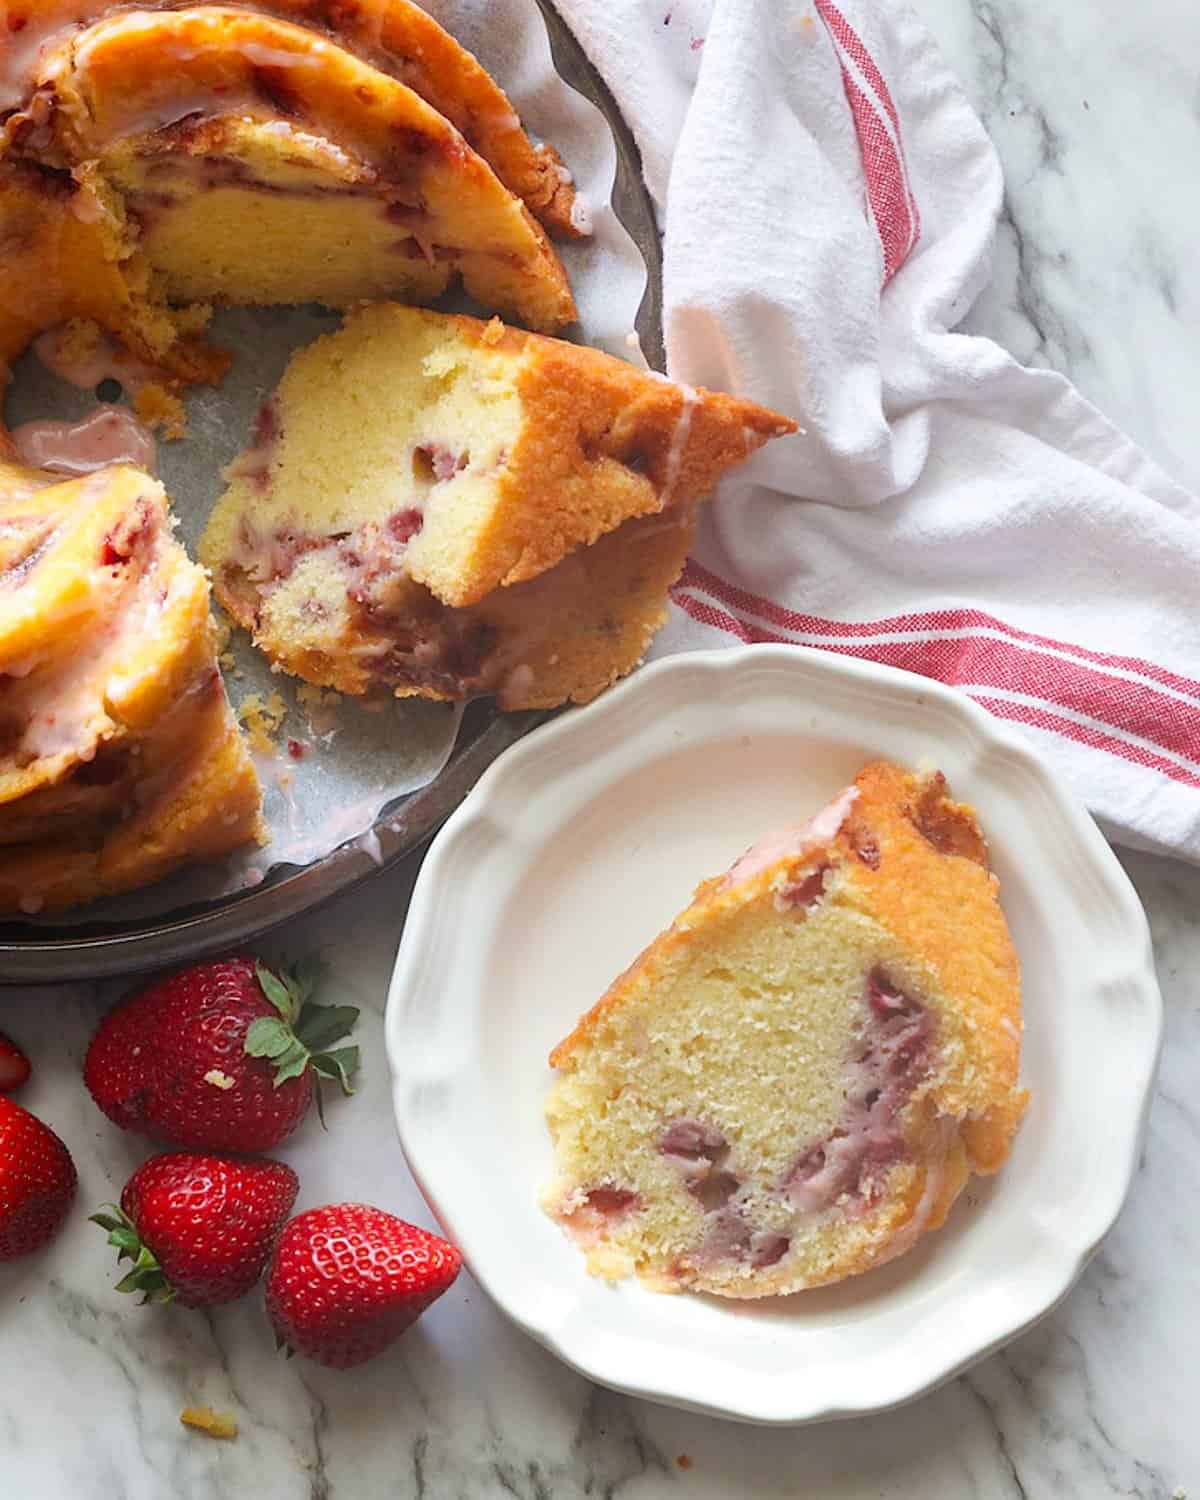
[89,1205,176,1305]
[245,961,359,1100]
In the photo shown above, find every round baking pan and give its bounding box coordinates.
[0,0,664,982]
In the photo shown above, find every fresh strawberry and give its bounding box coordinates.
[0,1031,31,1093]
[91,1153,299,1307]
[0,1097,77,1259]
[83,956,358,1153]
[265,1204,462,1368]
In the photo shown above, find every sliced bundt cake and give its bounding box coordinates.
[0,0,577,235]
[0,468,262,912]
[542,763,1027,1297]
[9,8,575,331]
[199,303,794,703]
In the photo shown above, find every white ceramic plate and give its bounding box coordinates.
[386,646,1162,1425]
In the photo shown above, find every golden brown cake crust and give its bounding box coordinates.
[547,763,1027,1297]
[412,313,795,607]
[0,0,578,235]
[551,763,1025,1145]
[0,466,262,914]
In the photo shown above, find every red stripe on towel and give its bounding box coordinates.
[814,0,920,281]
[681,559,1200,704]
[672,572,1200,788]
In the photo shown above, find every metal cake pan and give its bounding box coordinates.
[0,0,664,982]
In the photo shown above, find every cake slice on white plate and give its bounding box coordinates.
[542,762,1027,1298]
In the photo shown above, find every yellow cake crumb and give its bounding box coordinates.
[296,682,343,735]
[0,462,263,913]
[180,1407,238,1440]
[134,382,188,439]
[172,302,215,338]
[210,611,232,661]
[237,690,288,755]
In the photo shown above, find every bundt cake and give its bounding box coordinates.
[199,303,795,704]
[6,7,575,332]
[542,763,1027,1297]
[0,1,795,905]
[0,0,577,236]
[0,467,262,913]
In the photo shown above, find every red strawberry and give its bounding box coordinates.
[83,956,358,1153]
[265,1204,462,1368]
[0,1032,31,1093]
[91,1153,299,1307]
[0,1097,77,1259]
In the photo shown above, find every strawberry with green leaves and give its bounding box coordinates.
[83,956,359,1153]
[92,1153,299,1306]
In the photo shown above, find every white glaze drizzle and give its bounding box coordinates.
[658,382,699,509]
[11,407,157,476]
[723,787,859,888]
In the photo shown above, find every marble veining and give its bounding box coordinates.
[923,0,1200,495]
[3,0,1200,1494]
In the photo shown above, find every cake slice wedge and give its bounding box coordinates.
[542,763,1027,1297]
[199,303,794,703]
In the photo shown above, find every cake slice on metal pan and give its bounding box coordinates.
[200,303,796,707]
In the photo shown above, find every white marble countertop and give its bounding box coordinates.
[5,1,1199,1495]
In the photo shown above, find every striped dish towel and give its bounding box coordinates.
[557,0,1200,860]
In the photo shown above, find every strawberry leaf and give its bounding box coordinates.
[310,1046,359,1097]
[255,962,300,1023]
[92,1205,175,1304]
[271,1045,311,1088]
[245,1016,295,1060]
[294,1004,358,1055]
[244,965,360,1097]
[107,1225,142,1259]
[290,955,324,1005]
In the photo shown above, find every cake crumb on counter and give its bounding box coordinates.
[180,1407,238,1440]
[675,1454,693,1470]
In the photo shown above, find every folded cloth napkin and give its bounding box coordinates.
[555,0,1200,861]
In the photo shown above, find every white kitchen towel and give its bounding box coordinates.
[554,0,1200,861]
